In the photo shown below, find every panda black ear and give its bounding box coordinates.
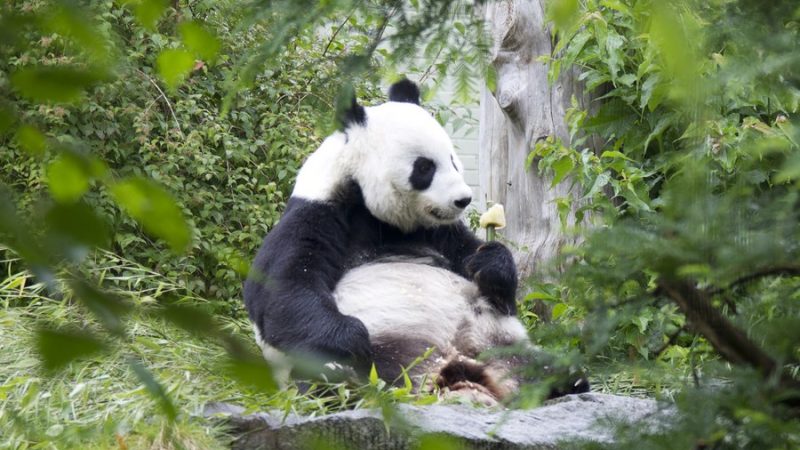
[340,96,367,129]
[388,78,420,105]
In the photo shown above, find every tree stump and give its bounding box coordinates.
[479,0,594,279]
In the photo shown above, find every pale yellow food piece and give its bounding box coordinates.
[479,204,506,229]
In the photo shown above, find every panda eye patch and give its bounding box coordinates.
[409,157,436,191]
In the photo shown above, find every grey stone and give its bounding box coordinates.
[210,393,665,449]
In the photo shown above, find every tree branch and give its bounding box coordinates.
[658,276,800,409]
[658,277,776,373]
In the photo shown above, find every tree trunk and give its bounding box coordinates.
[479,0,592,279]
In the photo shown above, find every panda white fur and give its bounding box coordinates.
[244,80,541,403]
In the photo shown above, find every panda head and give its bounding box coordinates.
[340,79,474,232]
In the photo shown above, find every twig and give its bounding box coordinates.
[706,265,800,296]
[136,69,185,139]
[322,10,355,58]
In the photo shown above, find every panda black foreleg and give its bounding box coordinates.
[264,293,374,377]
[465,241,518,315]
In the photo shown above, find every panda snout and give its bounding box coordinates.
[454,196,472,209]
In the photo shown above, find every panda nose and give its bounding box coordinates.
[454,196,472,209]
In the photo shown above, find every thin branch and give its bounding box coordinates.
[321,10,356,59]
[136,69,185,139]
[707,265,800,296]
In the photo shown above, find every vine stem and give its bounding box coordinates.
[136,69,185,139]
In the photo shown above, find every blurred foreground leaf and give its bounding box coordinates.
[10,66,108,103]
[156,49,195,91]
[70,279,131,335]
[45,201,111,251]
[130,0,169,30]
[46,151,107,203]
[37,328,106,372]
[128,358,178,421]
[224,355,278,393]
[111,177,192,253]
[179,21,221,62]
[15,125,46,155]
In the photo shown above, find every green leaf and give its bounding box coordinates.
[552,303,569,320]
[600,150,631,160]
[70,279,131,335]
[369,363,379,385]
[617,73,637,87]
[45,4,110,63]
[604,33,625,79]
[156,49,195,91]
[15,125,46,155]
[37,328,106,372]
[47,154,90,203]
[525,291,559,302]
[640,74,662,111]
[160,303,220,338]
[11,66,107,103]
[551,156,575,187]
[547,0,580,32]
[0,103,15,134]
[585,172,611,199]
[45,201,111,250]
[131,0,169,30]
[486,64,497,93]
[224,355,277,393]
[179,21,221,62]
[111,177,192,253]
[128,358,177,421]
[643,114,673,150]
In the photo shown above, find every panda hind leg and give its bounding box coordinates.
[433,356,518,406]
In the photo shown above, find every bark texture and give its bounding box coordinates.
[479,0,591,277]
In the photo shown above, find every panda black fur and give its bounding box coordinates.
[244,80,558,403]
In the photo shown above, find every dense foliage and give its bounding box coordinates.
[529,0,800,447]
[0,1,387,304]
[0,0,490,447]
[2,0,798,448]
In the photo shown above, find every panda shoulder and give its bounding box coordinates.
[292,132,350,202]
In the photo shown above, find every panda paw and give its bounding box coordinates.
[330,315,374,375]
[465,241,518,315]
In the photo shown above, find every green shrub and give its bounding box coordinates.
[530,0,800,447]
[1,1,383,305]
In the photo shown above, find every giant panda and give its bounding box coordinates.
[243,79,581,404]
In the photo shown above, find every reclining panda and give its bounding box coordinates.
[244,79,581,404]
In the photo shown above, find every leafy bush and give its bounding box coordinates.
[529,0,800,447]
[0,1,391,305]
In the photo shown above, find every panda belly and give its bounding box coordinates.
[334,261,477,352]
[333,260,529,384]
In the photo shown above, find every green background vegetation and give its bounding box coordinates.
[1,0,798,448]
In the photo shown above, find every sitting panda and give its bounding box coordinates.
[243,79,583,404]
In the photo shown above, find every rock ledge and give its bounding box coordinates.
[206,393,664,449]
